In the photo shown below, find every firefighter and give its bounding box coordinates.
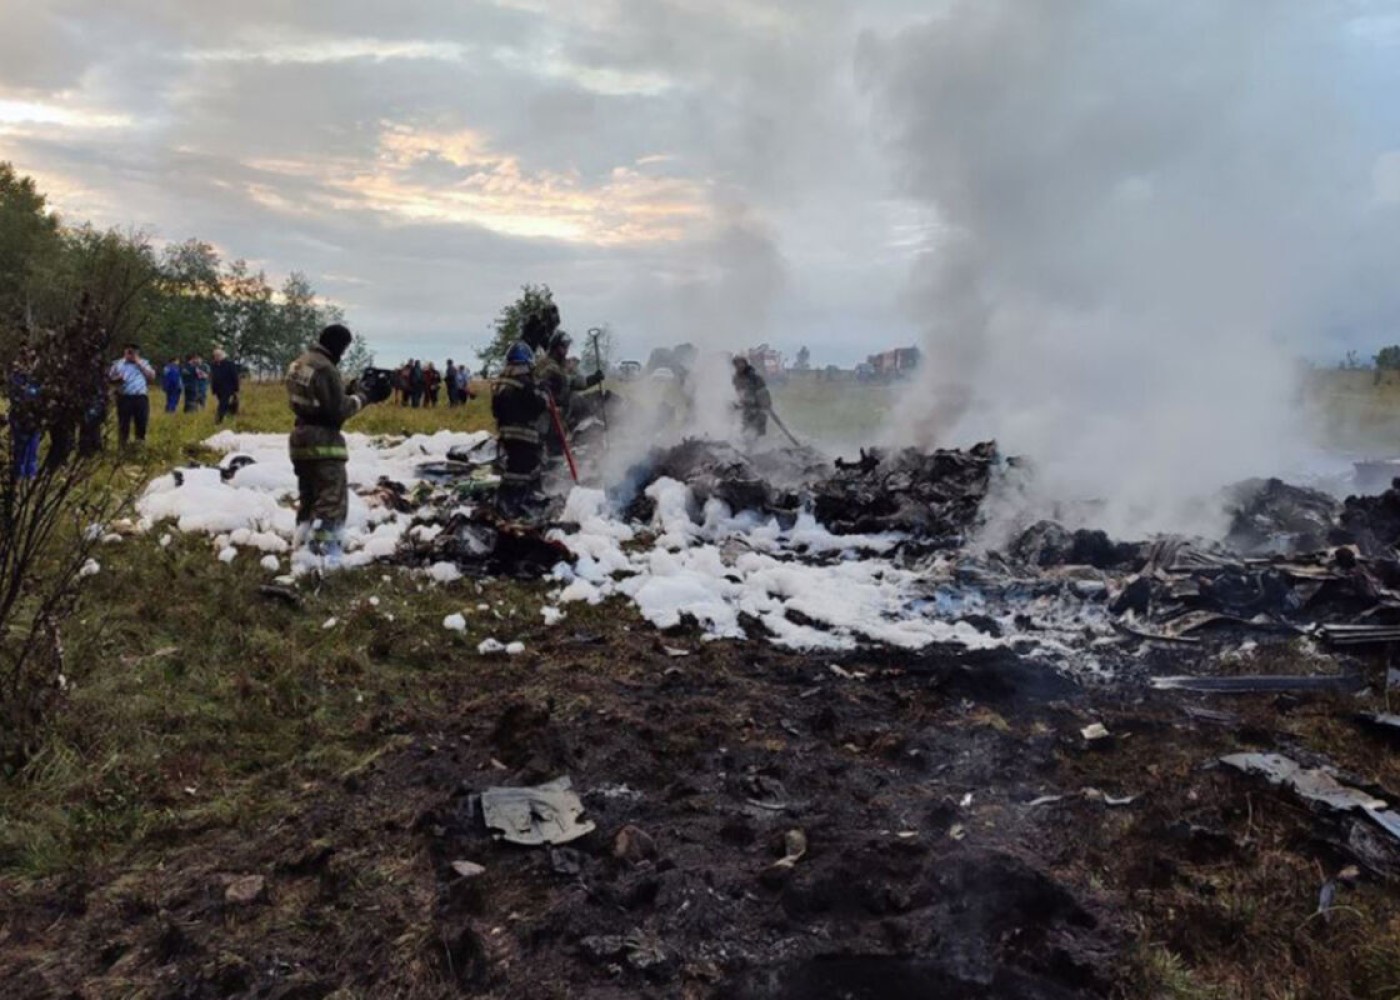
[285,324,387,567]
[492,341,548,518]
[731,355,772,440]
[536,330,604,455]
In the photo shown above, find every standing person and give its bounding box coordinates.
[536,331,603,455]
[423,362,441,407]
[161,357,183,413]
[491,342,547,518]
[731,356,772,441]
[396,362,411,406]
[444,360,458,406]
[285,324,388,568]
[195,355,211,409]
[181,354,200,412]
[7,348,42,480]
[408,360,425,408]
[210,348,241,423]
[453,360,472,404]
[108,343,156,446]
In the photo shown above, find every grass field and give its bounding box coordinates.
[5,368,1400,996]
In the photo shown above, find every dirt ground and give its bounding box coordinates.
[4,604,1400,999]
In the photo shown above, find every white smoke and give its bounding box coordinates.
[858,1,1394,538]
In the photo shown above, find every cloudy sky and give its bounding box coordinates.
[2,1,1400,369]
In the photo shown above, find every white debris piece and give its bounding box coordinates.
[506,642,525,655]
[79,559,101,578]
[159,534,173,548]
[427,561,464,584]
[260,555,280,572]
[541,606,565,626]
[477,638,506,654]
[443,613,467,632]
[218,547,238,564]
[322,617,338,630]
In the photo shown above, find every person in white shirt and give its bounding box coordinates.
[108,343,156,445]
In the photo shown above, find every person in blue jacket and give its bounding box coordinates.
[7,347,42,479]
[162,357,183,413]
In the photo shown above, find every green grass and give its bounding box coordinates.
[0,517,598,878]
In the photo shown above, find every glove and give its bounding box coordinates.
[587,370,605,387]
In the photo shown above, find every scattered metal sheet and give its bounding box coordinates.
[1113,619,1202,645]
[478,777,596,847]
[1153,674,1365,694]
[1181,705,1242,726]
[1220,753,1387,814]
[1319,623,1400,647]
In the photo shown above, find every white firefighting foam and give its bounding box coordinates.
[136,432,998,652]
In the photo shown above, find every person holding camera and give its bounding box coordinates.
[284,324,389,568]
[108,343,156,446]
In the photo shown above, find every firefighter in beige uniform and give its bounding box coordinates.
[285,324,385,566]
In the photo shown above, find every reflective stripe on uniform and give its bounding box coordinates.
[290,445,350,460]
[499,426,541,444]
[500,471,541,485]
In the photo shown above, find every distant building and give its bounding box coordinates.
[745,343,785,378]
[865,346,921,379]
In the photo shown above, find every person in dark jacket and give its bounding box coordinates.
[731,356,772,441]
[407,360,424,408]
[491,342,547,518]
[194,356,210,408]
[181,354,201,413]
[536,331,603,456]
[162,357,183,413]
[424,362,441,407]
[285,324,388,568]
[210,348,240,423]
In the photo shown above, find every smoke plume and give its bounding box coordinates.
[858,1,1391,537]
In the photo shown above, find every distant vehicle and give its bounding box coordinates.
[855,363,876,381]
[617,360,642,381]
[649,367,676,382]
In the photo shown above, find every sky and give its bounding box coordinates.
[1,1,1400,371]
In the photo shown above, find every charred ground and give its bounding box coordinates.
[3,540,1400,998]
[6,383,1400,998]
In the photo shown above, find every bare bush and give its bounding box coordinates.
[1,304,134,770]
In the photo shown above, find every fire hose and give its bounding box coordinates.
[545,389,579,483]
[766,406,804,449]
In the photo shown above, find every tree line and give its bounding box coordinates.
[0,162,370,375]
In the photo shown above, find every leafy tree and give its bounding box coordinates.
[479,284,555,372]
[795,346,811,371]
[0,162,63,348]
[150,239,224,360]
[219,258,276,371]
[268,271,322,373]
[341,335,375,373]
[1375,346,1400,371]
[47,225,160,354]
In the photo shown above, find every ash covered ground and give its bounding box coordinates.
[8,430,1400,998]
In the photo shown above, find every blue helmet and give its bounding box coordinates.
[506,341,535,367]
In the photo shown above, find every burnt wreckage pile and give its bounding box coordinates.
[617,438,1000,543]
[392,432,1400,657]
